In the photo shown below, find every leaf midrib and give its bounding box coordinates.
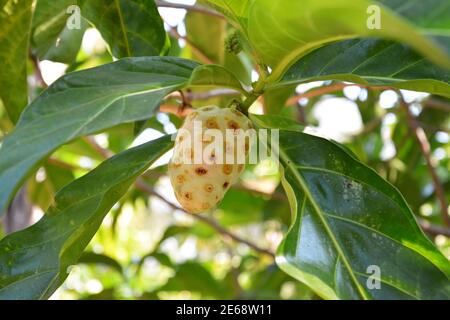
[279,147,370,300]
[114,0,131,57]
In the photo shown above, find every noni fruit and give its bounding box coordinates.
[168,106,253,213]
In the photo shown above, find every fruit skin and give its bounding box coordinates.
[168,106,252,213]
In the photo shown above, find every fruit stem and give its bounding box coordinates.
[240,76,266,112]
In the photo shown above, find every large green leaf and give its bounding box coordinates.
[31,0,88,64]
[80,0,169,58]
[276,39,450,97]
[0,57,243,214]
[189,64,246,94]
[251,114,450,299]
[248,0,450,81]
[0,135,172,300]
[274,0,450,97]
[0,0,33,123]
[204,0,250,30]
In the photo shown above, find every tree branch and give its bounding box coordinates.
[419,219,450,238]
[167,88,241,101]
[82,136,114,159]
[135,180,275,258]
[285,83,393,106]
[397,93,450,227]
[165,23,214,64]
[29,52,47,89]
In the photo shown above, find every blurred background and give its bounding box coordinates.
[0,0,449,300]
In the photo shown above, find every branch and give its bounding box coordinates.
[160,89,242,117]
[419,219,450,238]
[165,23,214,64]
[423,98,450,113]
[159,103,192,117]
[167,88,241,101]
[155,0,225,19]
[29,53,47,89]
[135,180,275,258]
[47,157,81,171]
[82,136,113,159]
[397,93,450,227]
[285,83,393,106]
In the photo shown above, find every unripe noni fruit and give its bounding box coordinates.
[168,106,253,213]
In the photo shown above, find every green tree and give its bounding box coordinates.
[0,0,449,300]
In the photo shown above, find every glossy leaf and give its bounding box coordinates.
[32,0,87,64]
[0,0,33,123]
[0,57,242,213]
[248,0,450,81]
[189,64,246,94]
[274,0,450,96]
[252,114,450,299]
[276,39,450,97]
[0,135,173,300]
[204,0,250,30]
[80,0,170,58]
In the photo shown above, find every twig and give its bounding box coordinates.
[417,122,450,134]
[353,115,384,137]
[422,98,450,113]
[168,88,241,101]
[397,93,450,227]
[155,0,225,19]
[82,136,114,159]
[47,157,81,171]
[159,103,192,117]
[419,219,450,238]
[166,23,214,64]
[285,83,392,106]
[29,53,47,88]
[160,89,243,117]
[135,180,275,258]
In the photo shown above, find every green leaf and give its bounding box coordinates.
[0,0,33,123]
[80,0,170,58]
[32,0,87,64]
[0,135,172,300]
[0,57,194,214]
[263,85,296,114]
[252,114,450,300]
[274,0,450,96]
[276,39,450,97]
[0,58,243,214]
[189,64,246,94]
[247,0,450,81]
[378,0,450,57]
[204,0,250,30]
